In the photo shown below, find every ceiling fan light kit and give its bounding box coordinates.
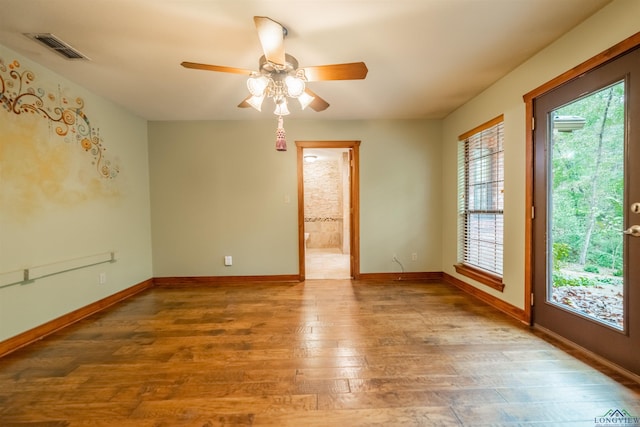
[245,55,310,115]
[181,16,368,150]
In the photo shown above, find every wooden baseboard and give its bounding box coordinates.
[534,324,640,384]
[357,272,443,282]
[153,275,301,286]
[0,279,153,358]
[442,272,528,324]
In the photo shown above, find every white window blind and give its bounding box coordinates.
[458,117,504,276]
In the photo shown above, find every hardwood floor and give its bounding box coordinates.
[1,280,639,426]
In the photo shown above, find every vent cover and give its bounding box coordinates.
[25,33,89,60]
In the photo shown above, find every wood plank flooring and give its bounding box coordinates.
[1,280,639,426]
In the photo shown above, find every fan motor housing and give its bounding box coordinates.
[259,54,298,75]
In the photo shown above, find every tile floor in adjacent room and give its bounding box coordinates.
[305,248,351,279]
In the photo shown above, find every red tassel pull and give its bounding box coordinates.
[275,115,287,151]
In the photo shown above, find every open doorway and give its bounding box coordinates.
[296,141,360,280]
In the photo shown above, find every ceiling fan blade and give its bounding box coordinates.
[304,88,330,112]
[254,16,286,66]
[302,62,368,81]
[238,95,252,108]
[181,61,253,75]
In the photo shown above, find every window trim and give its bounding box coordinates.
[457,114,505,292]
[454,263,505,292]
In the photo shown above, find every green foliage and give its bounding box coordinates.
[552,272,622,288]
[552,242,571,270]
[551,81,624,272]
[583,265,599,273]
[598,276,623,285]
[588,248,622,271]
[552,273,594,287]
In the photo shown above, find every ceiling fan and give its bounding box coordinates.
[181,16,368,116]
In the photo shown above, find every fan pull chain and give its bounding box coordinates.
[275,115,287,151]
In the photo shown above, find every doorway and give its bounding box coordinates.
[296,141,360,280]
[531,46,640,375]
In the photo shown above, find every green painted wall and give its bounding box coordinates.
[148,119,442,277]
[0,45,152,341]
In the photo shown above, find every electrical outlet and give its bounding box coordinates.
[99,272,107,285]
[411,252,418,261]
[224,255,233,266]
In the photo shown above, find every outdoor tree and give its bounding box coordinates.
[551,81,625,273]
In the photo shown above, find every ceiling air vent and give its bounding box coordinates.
[25,33,89,60]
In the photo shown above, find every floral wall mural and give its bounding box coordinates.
[0,44,152,344]
[0,58,119,179]
[0,57,122,219]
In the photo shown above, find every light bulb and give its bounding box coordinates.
[247,94,265,111]
[247,76,269,96]
[274,99,290,116]
[298,92,315,110]
[285,76,305,98]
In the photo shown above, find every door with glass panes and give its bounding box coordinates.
[533,47,640,375]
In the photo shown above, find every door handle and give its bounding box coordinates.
[623,225,640,237]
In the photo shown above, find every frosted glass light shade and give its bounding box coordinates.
[298,92,315,110]
[247,94,265,111]
[285,76,305,98]
[247,76,269,96]
[274,100,290,116]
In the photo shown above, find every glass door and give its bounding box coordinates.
[533,47,640,375]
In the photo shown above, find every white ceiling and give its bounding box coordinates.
[0,0,612,121]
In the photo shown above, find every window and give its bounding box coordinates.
[456,115,505,291]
